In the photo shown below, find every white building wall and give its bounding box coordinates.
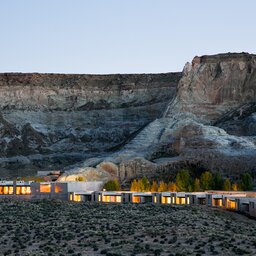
[66,181,103,192]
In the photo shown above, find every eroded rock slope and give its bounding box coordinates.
[0,72,181,178]
[60,53,256,182]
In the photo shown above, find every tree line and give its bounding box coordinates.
[130,170,253,192]
[103,169,254,192]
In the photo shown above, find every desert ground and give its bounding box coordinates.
[0,200,255,256]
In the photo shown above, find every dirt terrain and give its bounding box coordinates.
[0,200,255,255]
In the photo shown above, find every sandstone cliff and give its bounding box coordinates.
[1,52,256,182]
[0,72,181,178]
[165,53,256,123]
[59,53,256,183]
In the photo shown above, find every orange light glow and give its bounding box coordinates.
[213,198,222,207]
[161,196,171,204]
[54,185,63,193]
[0,186,14,195]
[40,184,51,193]
[176,197,186,205]
[132,196,140,203]
[16,186,31,195]
[227,199,236,209]
[74,194,81,202]
[102,195,122,203]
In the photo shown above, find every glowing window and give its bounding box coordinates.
[16,186,31,195]
[3,186,8,194]
[40,184,51,193]
[74,194,81,202]
[1,186,14,195]
[162,196,171,204]
[228,200,236,209]
[102,195,110,202]
[26,187,31,194]
[176,197,186,205]
[55,185,63,193]
[132,196,140,203]
[180,198,186,204]
[16,186,21,195]
[115,196,122,203]
[213,198,222,207]
[8,186,14,194]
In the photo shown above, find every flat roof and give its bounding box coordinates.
[73,191,94,195]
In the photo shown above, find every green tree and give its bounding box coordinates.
[240,173,253,191]
[103,179,121,191]
[158,181,168,192]
[212,172,224,190]
[193,178,200,192]
[223,178,231,191]
[200,171,213,191]
[150,181,158,192]
[130,179,139,191]
[141,176,150,192]
[167,182,177,192]
[176,169,191,192]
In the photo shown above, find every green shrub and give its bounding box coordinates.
[240,173,253,191]
[103,179,121,191]
[176,169,191,191]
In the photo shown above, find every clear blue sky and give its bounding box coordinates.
[0,0,255,74]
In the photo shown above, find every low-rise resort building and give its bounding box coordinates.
[0,180,256,219]
[0,181,32,199]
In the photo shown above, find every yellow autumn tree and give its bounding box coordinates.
[158,181,168,192]
[232,183,238,191]
[167,182,177,192]
[150,181,158,192]
[130,179,139,191]
[223,178,231,191]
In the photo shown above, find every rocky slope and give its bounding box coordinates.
[1,52,256,181]
[59,53,256,183]
[0,72,181,178]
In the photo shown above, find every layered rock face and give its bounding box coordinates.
[165,53,256,122]
[1,53,256,181]
[0,72,181,178]
[60,53,256,183]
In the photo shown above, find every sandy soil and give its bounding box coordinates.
[0,199,255,256]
